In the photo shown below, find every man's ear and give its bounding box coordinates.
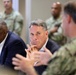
[45,31,48,35]
[67,14,71,23]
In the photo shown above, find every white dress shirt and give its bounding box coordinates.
[39,38,48,52]
[34,38,48,65]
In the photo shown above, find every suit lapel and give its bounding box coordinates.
[0,31,11,64]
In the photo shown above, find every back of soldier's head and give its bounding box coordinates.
[64,1,76,23]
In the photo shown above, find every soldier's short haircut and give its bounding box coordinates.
[29,19,47,31]
[64,1,76,23]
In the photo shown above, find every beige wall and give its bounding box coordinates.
[31,0,74,21]
[0,0,4,12]
[19,0,26,42]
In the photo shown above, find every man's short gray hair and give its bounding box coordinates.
[29,19,47,30]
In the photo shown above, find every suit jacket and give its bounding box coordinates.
[0,31,27,68]
[34,39,60,75]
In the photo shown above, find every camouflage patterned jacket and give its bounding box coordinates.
[43,38,76,75]
[46,16,66,46]
[0,9,23,36]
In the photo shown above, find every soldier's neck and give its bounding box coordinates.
[53,14,60,20]
[5,8,13,15]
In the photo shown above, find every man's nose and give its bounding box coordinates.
[33,35,37,40]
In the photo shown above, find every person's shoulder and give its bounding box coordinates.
[57,15,62,23]
[46,17,52,23]
[0,12,3,15]
[48,39,60,46]
[47,39,56,44]
[45,17,54,26]
[46,39,76,75]
[46,39,60,53]
[13,10,22,17]
[53,38,76,58]
[6,31,27,48]
[65,38,76,53]
[7,31,22,42]
[13,10,23,21]
[0,11,5,17]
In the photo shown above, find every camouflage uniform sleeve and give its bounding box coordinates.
[42,40,76,75]
[14,13,23,36]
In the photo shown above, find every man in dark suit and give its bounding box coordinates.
[29,19,60,75]
[12,19,60,75]
[0,20,27,68]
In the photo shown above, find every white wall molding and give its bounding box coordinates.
[25,0,31,43]
[12,0,19,11]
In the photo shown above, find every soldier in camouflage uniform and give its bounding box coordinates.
[12,1,76,75]
[43,39,76,75]
[46,2,67,46]
[0,0,23,36]
[43,1,76,75]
